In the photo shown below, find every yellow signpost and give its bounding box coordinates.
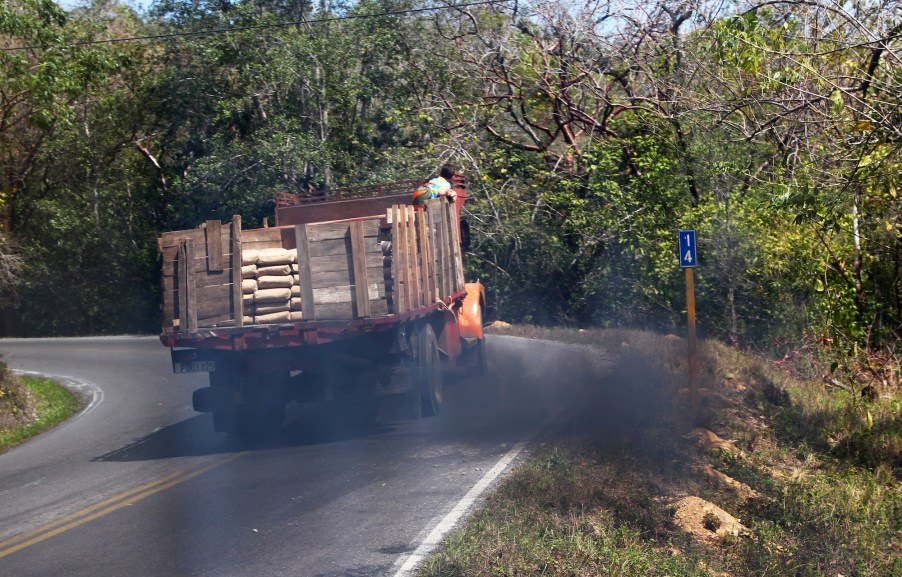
[679,230,699,409]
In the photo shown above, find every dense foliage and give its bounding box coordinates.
[0,1,899,361]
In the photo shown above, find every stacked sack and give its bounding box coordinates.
[240,248,303,324]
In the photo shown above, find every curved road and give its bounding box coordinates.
[0,335,608,576]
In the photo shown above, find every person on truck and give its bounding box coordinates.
[412,164,457,206]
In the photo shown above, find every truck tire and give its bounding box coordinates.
[416,323,443,417]
[209,365,285,438]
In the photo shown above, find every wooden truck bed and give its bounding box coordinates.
[159,198,465,349]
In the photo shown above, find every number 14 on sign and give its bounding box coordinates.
[679,230,697,268]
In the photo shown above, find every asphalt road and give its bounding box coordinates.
[0,335,610,576]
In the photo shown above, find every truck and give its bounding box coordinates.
[158,177,487,436]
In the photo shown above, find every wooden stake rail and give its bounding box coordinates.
[160,199,465,334]
[388,199,465,315]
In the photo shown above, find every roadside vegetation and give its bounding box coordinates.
[0,2,899,569]
[419,326,901,577]
[1,0,900,356]
[0,362,81,453]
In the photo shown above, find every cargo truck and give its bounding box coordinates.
[158,177,486,435]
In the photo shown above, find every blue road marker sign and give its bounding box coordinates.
[679,230,697,268]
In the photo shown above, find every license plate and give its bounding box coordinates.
[173,360,216,374]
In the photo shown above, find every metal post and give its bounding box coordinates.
[686,266,699,409]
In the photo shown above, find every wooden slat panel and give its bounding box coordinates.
[311,302,354,320]
[416,210,432,305]
[310,269,354,289]
[397,205,410,314]
[279,220,380,249]
[312,283,382,305]
[441,201,454,296]
[406,207,421,308]
[390,205,400,314]
[407,206,418,309]
[431,210,440,299]
[306,254,357,274]
[198,312,233,328]
[161,228,204,249]
[445,201,464,292]
[306,220,380,242]
[445,202,460,293]
[162,273,231,293]
[426,203,441,300]
[306,235,380,258]
[205,220,224,271]
[309,253,352,274]
[177,242,187,331]
[160,225,232,249]
[366,264,386,298]
[295,224,317,321]
[163,250,239,277]
[431,199,450,297]
[166,290,232,324]
[405,205,415,312]
[369,298,389,317]
[308,238,356,258]
[308,252,383,275]
[162,288,175,331]
[231,215,244,328]
[239,226,283,254]
[181,239,198,332]
[427,200,441,297]
[350,220,371,318]
[195,284,234,318]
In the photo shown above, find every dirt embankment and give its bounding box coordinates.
[0,364,36,432]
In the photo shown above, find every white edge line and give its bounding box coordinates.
[391,438,530,577]
[11,370,104,422]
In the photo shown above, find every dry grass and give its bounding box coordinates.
[418,325,902,577]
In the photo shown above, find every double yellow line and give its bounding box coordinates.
[0,452,246,559]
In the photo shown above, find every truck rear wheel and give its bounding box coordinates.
[209,364,285,438]
[416,323,443,417]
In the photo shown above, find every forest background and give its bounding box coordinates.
[1,0,900,374]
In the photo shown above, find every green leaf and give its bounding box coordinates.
[829,90,845,116]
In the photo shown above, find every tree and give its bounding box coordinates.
[701,1,902,345]
[1,0,164,335]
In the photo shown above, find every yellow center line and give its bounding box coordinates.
[0,452,246,559]
[0,470,186,551]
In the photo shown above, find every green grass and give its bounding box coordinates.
[419,442,712,577]
[0,375,81,453]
